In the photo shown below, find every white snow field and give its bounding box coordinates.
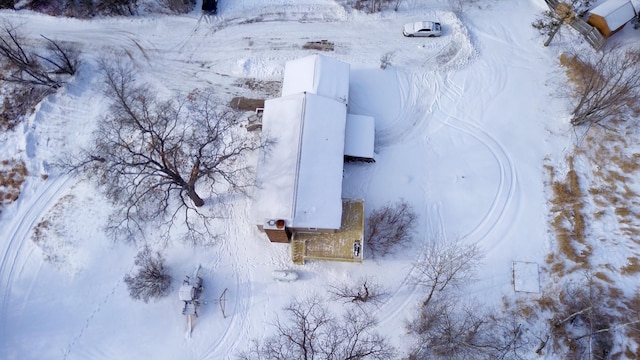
[1,0,639,359]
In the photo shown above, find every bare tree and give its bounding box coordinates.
[531,1,592,47]
[365,200,417,258]
[560,48,640,128]
[542,276,640,359]
[328,277,388,306]
[0,24,80,89]
[408,298,529,360]
[379,51,394,70]
[238,297,396,360]
[39,35,80,75]
[123,245,172,303]
[65,60,262,243]
[411,236,482,307]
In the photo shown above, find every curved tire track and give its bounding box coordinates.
[373,67,517,327]
[435,75,517,246]
[0,176,72,355]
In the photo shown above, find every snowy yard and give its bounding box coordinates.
[1,0,640,359]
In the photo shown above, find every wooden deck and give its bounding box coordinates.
[291,199,365,264]
[544,0,605,50]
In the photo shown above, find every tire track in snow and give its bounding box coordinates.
[0,175,72,354]
[199,202,253,359]
[375,68,517,326]
[200,261,252,360]
[435,75,517,247]
[375,71,437,147]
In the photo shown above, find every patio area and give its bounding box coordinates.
[291,199,365,264]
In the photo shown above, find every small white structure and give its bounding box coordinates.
[513,261,540,293]
[272,269,299,282]
[588,0,638,37]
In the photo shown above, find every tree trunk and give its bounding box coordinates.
[186,185,205,207]
[544,22,562,47]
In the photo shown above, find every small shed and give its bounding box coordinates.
[281,54,350,103]
[252,92,347,241]
[587,0,637,37]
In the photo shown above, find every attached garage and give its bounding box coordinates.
[281,54,350,103]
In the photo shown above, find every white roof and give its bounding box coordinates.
[178,284,194,301]
[253,92,347,230]
[344,114,375,159]
[281,54,350,103]
[591,0,637,30]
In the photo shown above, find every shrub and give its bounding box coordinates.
[124,246,172,303]
[365,200,417,258]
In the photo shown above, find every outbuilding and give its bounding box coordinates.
[587,0,637,37]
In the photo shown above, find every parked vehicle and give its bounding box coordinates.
[403,21,442,37]
[202,0,217,14]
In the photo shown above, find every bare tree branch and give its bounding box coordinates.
[411,236,482,307]
[561,47,640,128]
[365,200,417,258]
[408,298,529,360]
[0,24,79,89]
[61,59,263,245]
[238,297,396,360]
[123,245,172,303]
[328,277,388,306]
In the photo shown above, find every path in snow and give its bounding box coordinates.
[433,74,517,246]
[0,176,72,356]
[367,66,518,330]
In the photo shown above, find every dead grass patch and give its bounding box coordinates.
[621,257,640,275]
[606,169,630,184]
[548,156,590,271]
[624,228,640,240]
[0,159,28,211]
[594,271,613,283]
[30,194,79,269]
[616,207,631,217]
[535,294,557,313]
[559,52,602,94]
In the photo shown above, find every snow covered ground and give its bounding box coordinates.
[1,0,639,358]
